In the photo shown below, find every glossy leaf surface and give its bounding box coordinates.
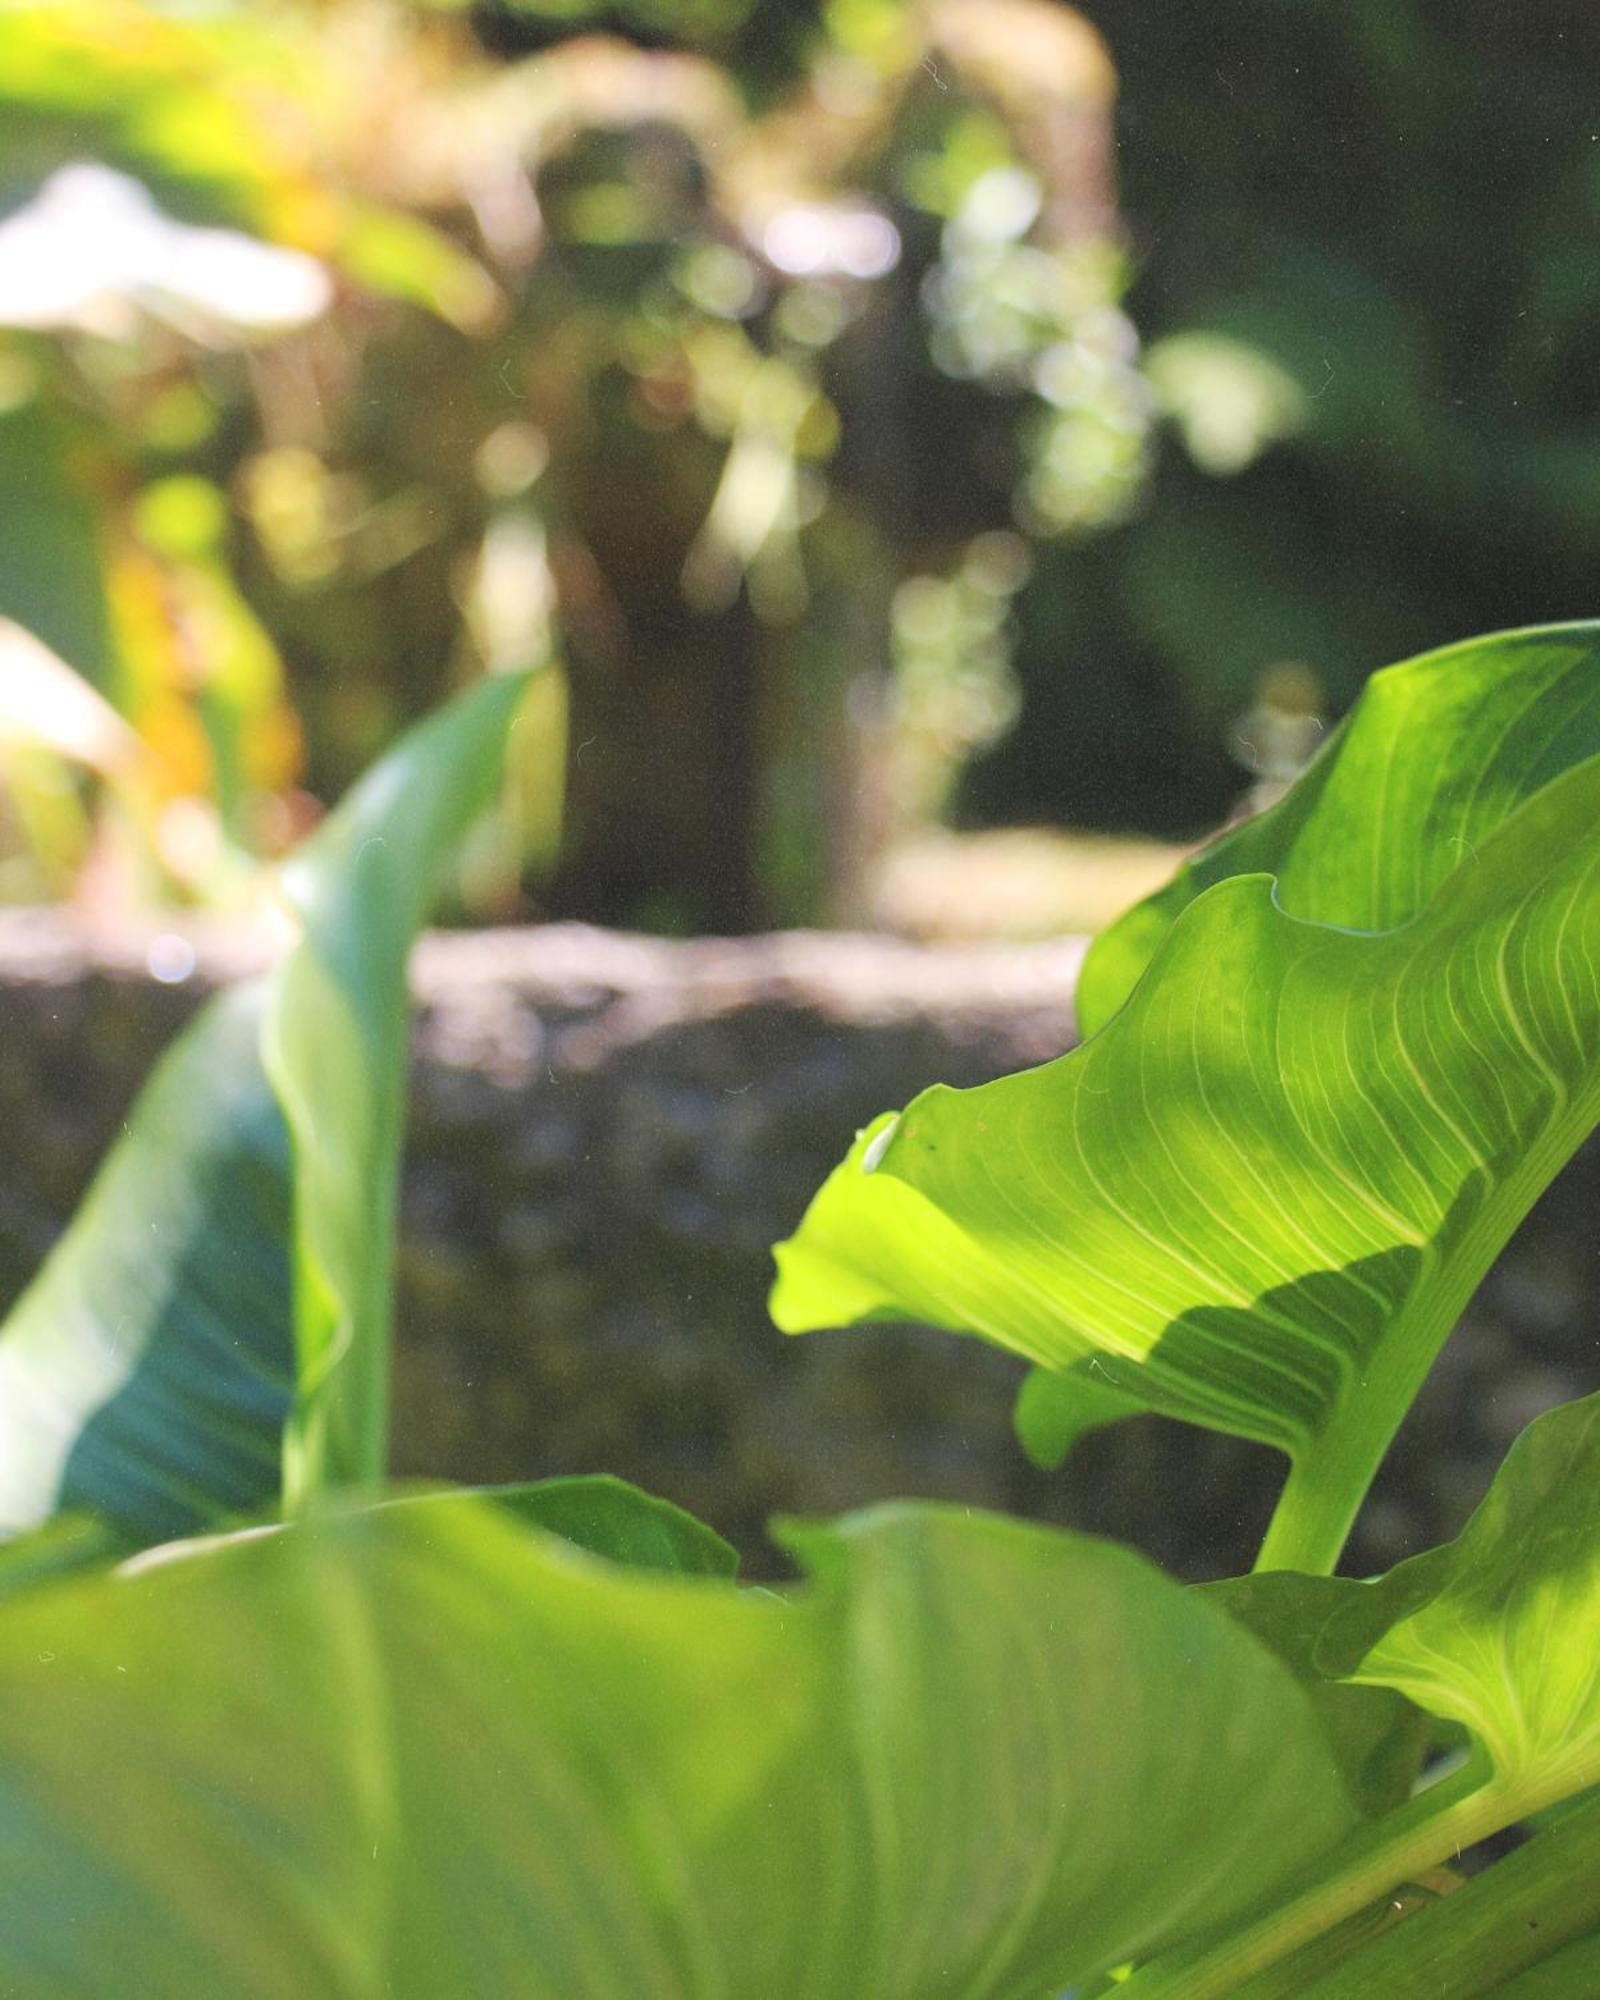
[0,1495,1352,1999]
[1154,1397,1600,2000]
[1078,623,1600,1036]
[774,629,1600,1566]
[1330,1391,1600,1807]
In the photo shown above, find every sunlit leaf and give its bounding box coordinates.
[1138,1393,1600,1997]
[1025,625,1600,1485]
[1117,1393,1600,1998]
[772,626,1600,1570]
[265,668,533,1499]
[0,1494,1354,1998]
[1319,1391,1600,1809]
[0,674,534,1541]
[1077,623,1600,1037]
[1204,1570,1432,1822]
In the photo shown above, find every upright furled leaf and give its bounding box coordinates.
[0,1495,1354,1999]
[262,668,533,1499]
[774,628,1600,1570]
[0,672,534,1542]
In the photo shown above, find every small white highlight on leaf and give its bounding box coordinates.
[862,1118,900,1174]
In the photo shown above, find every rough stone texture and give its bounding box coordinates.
[1,909,1597,1580]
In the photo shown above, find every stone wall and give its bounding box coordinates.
[2,910,1596,1579]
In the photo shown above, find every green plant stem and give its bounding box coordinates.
[1266,1788,1600,1997]
[1116,1764,1523,2000]
[1256,1104,1600,1575]
[280,1180,398,1511]
[281,1250,395,1512]
[1255,1295,1451,1574]
[282,1354,390,1514]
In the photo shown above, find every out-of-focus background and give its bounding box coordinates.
[5,0,1600,1575]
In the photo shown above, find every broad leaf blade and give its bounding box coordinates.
[0,1496,1354,1998]
[1225,1389,1600,1819]
[1167,1394,1600,1999]
[1332,1391,1600,1808]
[774,690,1600,1568]
[263,668,533,1497]
[0,673,533,1541]
[0,1515,123,1602]
[0,982,294,1540]
[1014,1362,1147,1469]
[1078,622,1600,1036]
[1496,1932,1600,1998]
[1029,624,1600,1483]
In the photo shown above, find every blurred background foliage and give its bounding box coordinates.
[2,0,1597,934]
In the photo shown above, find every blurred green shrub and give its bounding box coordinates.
[967,1,1600,839]
[0,0,1148,928]
[8,1,1598,915]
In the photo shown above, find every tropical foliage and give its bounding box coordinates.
[0,623,1597,1992]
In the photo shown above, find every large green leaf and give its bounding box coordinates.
[1123,1391,1600,1999]
[262,667,532,1499]
[1036,625,1600,1486]
[0,673,532,1542]
[0,983,294,1541]
[1077,623,1600,1037]
[773,629,1600,1570]
[1320,1390,1600,1808]
[1202,1570,1432,1823]
[1496,1932,1600,1999]
[0,1494,1353,1998]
